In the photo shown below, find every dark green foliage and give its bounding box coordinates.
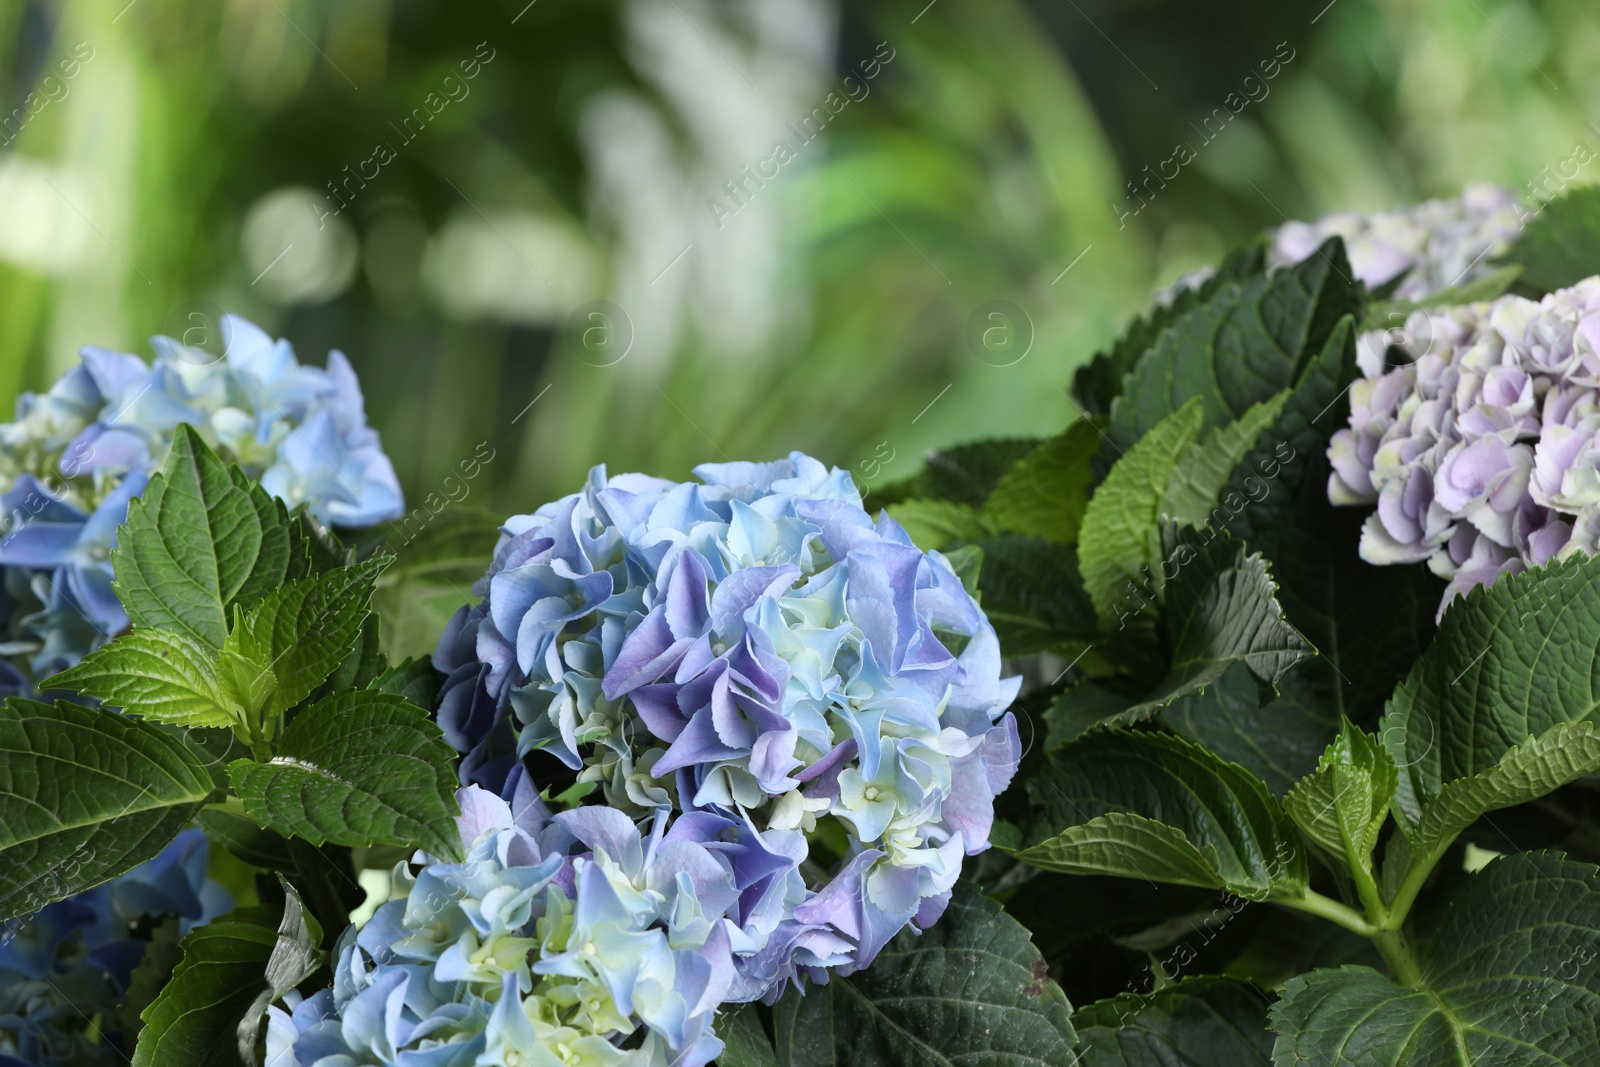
[1504,185,1600,291]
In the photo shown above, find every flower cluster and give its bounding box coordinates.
[269,785,739,1067]
[0,830,231,1067]
[431,454,1020,1002]
[1269,182,1526,300]
[1327,276,1600,615]
[0,315,403,692]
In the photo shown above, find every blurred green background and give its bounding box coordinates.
[0,0,1595,516]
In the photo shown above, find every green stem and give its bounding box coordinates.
[1280,888,1428,987]
[1371,925,1424,988]
[233,719,272,763]
[1275,888,1378,938]
[1385,842,1452,933]
[1345,844,1387,926]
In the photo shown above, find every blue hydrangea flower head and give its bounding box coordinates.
[0,829,232,1066]
[0,315,404,693]
[431,453,1021,1001]
[269,784,736,1067]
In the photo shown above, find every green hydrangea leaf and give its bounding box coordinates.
[132,908,279,1067]
[228,690,461,860]
[1283,720,1397,875]
[963,535,1098,657]
[1118,526,1312,720]
[0,699,216,919]
[1395,722,1600,884]
[1504,185,1600,291]
[369,655,440,709]
[316,612,387,697]
[1078,398,1205,630]
[1016,811,1229,891]
[1161,392,1289,529]
[1363,264,1523,334]
[1431,263,1524,304]
[1071,975,1274,1065]
[1060,543,1324,789]
[289,507,353,576]
[1158,662,1337,796]
[1072,242,1267,416]
[1043,678,1133,750]
[1108,239,1363,452]
[219,651,277,724]
[120,916,185,1048]
[867,438,1042,509]
[764,884,1077,1066]
[714,1005,779,1067]
[180,725,248,791]
[197,808,295,871]
[1021,730,1306,900]
[982,417,1102,544]
[223,557,388,722]
[201,810,364,937]
[1221,316,1440,725]
[113,424,295,650]
[1270,852,1600,1065]
[237,878,323,1067]
[1380,552,1600,824]
[885,499,999,550]
[46,629,241,728]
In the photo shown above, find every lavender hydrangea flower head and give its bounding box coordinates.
[1156,185,1526,311]
[0,829,231,1066]
[268,784,736,1067]
[1269,183,1526,301]
[0,316,404,693]
[1329,276,1600,616]
[432,454,1021,1000]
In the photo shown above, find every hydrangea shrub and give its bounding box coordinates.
[12,186,1600,1066]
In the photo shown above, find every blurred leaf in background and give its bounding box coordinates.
[0,0,1596,527]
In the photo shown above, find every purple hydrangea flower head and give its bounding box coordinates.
[431,453,1020,1001]
[1330,276,1600,617]
[0,315,403,693]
